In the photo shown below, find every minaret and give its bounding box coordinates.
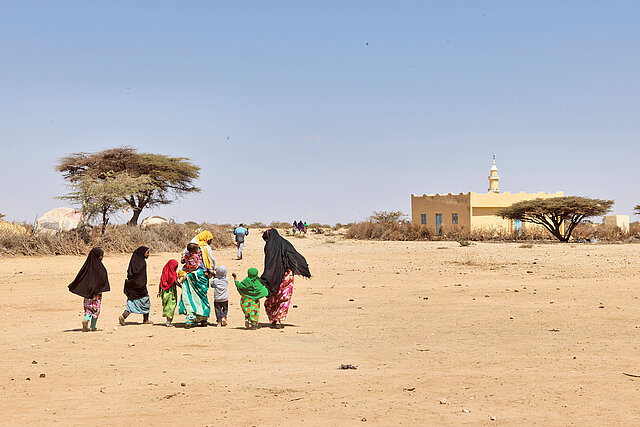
[488,155,499,193]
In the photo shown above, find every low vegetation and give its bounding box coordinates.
[0,222,232,256]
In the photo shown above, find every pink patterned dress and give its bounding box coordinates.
[83,294,102,319]
[265,270,294,323]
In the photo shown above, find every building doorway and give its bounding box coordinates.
[436,214,442,236]
[513,219,522,236]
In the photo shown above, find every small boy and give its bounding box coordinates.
[211,265,229,326]
[181,242,204,274]
[233,268,268,330]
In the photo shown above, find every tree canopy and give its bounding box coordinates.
[498,196,614,242]
[59,172,154,233]
[369,210,407,224]
[634,205,640,215]
[58,147,200,225]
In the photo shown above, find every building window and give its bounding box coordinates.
[436,213,442,235]
[421,214,426,225]
[452,213,458,224]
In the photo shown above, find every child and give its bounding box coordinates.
[181,242,204,273]
[119,246,152,325]
[233,268,268,330]
[68,247,110,332]
[157,259,180,327]
[211,265,229,326]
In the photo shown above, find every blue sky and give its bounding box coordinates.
[1,1,638,224]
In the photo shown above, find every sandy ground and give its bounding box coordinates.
[1,231,640,426]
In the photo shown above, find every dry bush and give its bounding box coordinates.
[572,223,630,241]
[0,223,233,256]
[269,221,291,229]
[345,221,432,241]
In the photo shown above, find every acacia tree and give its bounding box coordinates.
[59,172,154,234]
[58,147,200,225]
[369,210,406,223]
[635,205,640,215]
[498,196,614,242]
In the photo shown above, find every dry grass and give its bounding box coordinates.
[345,220,640,243]
[0,223,233,256]
[345,222,433,241]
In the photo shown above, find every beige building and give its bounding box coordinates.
[603,215,629,233]
[411,158,563,235]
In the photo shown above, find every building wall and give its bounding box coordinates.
[604,215,630,232]
[411,193,471,233]
[469,191,564,232]
[411,191,564,234]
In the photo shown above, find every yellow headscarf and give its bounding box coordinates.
[195,231,214,270]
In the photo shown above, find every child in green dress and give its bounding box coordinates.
[232,268,268,330]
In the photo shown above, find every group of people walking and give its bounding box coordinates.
[292,220,308,234]
[67,228,311,331]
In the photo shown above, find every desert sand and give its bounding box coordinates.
[1,231,640,426]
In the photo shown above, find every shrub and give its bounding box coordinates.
[0,223,233,256]
[269,221,292,229]
[345,221,432,241]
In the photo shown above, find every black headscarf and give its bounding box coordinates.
[123,246,149,300]
[260,228,311,295]
[68,247,110,298]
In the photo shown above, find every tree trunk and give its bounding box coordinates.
[101,209,109,235]
[128,208,143,225]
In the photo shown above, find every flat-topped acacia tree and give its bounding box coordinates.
[498,196,614,242]
[635,205,640,215]
[58,147,200,225]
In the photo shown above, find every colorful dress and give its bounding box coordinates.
[83,294,102,319]
[265,271,294,323]
[182,248,204,273]
[161,284,178,318]
[235,268,269,328]
[179,269,210,326]
[241,295,261,326]
[127,295,151,314]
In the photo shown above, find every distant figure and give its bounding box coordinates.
[292,221,298,234]
[297,220,304,234]
[233,224,249,260]
[303,221,308,234]
[233,268,268,330]
[260,228,311,329]
[119,246,152,325]
[157,259,179,327]
[211,265,229,326]
[68,247,110,332]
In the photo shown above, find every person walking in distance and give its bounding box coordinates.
[233,224,249,260]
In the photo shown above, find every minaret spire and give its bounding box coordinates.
[488,155,500,193]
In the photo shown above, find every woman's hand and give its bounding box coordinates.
[232,273,237,280]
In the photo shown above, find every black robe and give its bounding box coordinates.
[260,229,311,295]
[123,246,149,300]
[68,247,110,298]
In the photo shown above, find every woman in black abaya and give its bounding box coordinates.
[119,246,152,325]
[261,228,311,328]
[68,247,110,332]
